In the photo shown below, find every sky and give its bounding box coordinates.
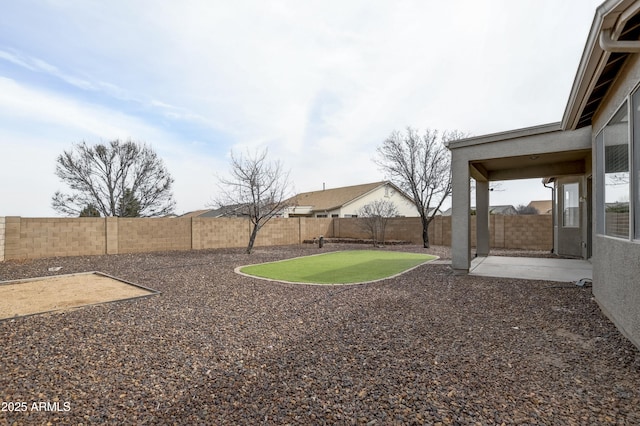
[0,0,604,217]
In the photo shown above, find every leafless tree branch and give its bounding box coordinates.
[375,127,467,248]
[216,148,293,253]
[52,140,175,217]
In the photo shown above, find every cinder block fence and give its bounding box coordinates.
[0,215,552,261]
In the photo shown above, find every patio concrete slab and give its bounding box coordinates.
[470,256,593,283]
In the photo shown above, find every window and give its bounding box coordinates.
[634,90,640,239]
[598,101,630,238]
[563,183,579,227]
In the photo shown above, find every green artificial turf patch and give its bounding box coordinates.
[238,250,437,284]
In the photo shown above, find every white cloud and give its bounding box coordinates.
[0,0,605,216]
[0,77,224,215]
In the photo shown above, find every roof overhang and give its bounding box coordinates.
[446,122,561,150]
[562,0,640,130]
[470,149,591,181]
[448,124,592,182]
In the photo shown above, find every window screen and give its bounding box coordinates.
[602,101,630,238]
[634,90,640,239]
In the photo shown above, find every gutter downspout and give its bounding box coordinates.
[599,28,640,52]
[543,180,556,254]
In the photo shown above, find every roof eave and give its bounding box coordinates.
[561,0,634,130]
[447,122,561,149]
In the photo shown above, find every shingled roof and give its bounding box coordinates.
[288,181,393,212]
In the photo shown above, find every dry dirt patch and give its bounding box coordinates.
[0,272,158,320]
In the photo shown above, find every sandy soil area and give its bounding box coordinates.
[0,272,155,320]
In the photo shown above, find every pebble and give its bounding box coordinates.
[1,244,639,424]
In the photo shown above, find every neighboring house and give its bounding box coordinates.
[488,205,517,216]
[179,204,251,218]
[527,200,553,215]
[447,0,640,349]
[283,181,419,218]
[179,209,213,218]
[441,205,516,216]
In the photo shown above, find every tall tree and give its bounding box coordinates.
[79,204,101,217]
[52,139,175,217]
[375,127,466,248]
[118,188,142,217]
[217,148,293,254]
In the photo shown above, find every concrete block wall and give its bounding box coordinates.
[0,217,5,261]
[299,218,333,241]
[491,215,506,248]
[3,217,20,260]
[193,218,249,250]
[441,216,452,247]
[427,217,445,246]
[0,215,552,261]
[503,215,552,250]
[331,218,369,240]
[470,216,477,247]
[106,217,118,254]
[117,218,192,254]
[255,218,300,247]
[331,215,551,250]
[385,217,423,244]
[332,217,449,246]
[3,217,105,260]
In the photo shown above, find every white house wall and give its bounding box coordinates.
[340,185,420,217]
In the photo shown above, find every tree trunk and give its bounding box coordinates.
[247,222,260,254]
[421,215,431,248]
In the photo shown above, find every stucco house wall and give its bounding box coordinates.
[337,184,420,218]
[591,48,640,348]
[447,0,640,350]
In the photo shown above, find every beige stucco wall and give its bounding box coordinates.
[593,236,640,348]
[590,49,640,350]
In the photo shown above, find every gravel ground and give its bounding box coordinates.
[1,244,639,425]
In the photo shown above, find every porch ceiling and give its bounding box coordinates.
[470,149,591,181]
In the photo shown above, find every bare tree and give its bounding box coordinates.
[52,140,175,217]
[217,148,293,254]
[358,199,399,247]
[375,127,466,248]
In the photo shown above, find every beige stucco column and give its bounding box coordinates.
[451,155,471,274]
[475,179,490,256]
